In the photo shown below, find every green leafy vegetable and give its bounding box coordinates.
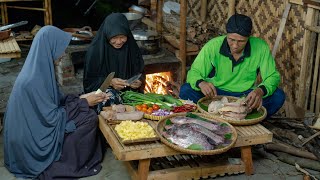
[165,119,173,125]
[246,109,263,119]
[198,102,208,112]
[224,133,232,139]
[187,144,204,150]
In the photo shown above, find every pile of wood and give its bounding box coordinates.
[262,114,320,172]
[162,13,218,51]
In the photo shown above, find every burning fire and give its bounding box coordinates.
[144,72,172,94]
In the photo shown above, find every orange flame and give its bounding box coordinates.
[144,72,172,94]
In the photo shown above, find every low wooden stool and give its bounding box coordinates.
[99,116,273,180]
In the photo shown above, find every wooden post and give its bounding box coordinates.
[137,159,151,180]
[298,7,315,107]
[156,0,163,34]
[150,0,157,22]
[1,3,5,25]
[180,0,187,83]
[241,146,254,175]
[228,0,236,18]
[47,0,52,25]
[4,3,8,24]
[200,0,207,22]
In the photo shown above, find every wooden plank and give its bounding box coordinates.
[290,0,303,5]
[298,7,315,107]
[305,11,319,109]
[310,36,320,112]
[272,3,291,57]
[147,160,245,180]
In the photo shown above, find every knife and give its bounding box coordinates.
[126,73,142,85]
[0,21,28,31]
[95,72,115,94]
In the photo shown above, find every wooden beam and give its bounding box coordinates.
[179,0,187,83]
[290,0,303,5]
[156,0,163,34]
[200,0,207,22]
[228,0,236,18]
[298,7,315,107]
[272,3,291,57]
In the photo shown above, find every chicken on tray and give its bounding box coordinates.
[208,96,251,120]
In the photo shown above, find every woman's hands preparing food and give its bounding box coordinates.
[80,91,111,106]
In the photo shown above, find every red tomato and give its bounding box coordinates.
[146,108,153,114]
[142,104,148,109]
[152,104,160,110]
[142,107,148,113]
[135,105,142,111]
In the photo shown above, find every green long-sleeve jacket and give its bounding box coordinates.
[187,35,280,97]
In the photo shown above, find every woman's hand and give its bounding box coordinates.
[111,78,128,91]
[199,81,217,98]
[245,88,263,110]
[130,80,142,89]
[80,92,111,106]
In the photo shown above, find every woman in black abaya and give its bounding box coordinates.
[83,13,145,108]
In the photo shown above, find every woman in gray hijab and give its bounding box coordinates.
[3,26,109,179]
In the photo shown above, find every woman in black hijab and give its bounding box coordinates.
[83,13,145,106]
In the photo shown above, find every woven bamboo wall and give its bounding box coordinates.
[168,0,306,108]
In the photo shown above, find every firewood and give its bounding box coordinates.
[274,152,320,171]
[265,142,318,160]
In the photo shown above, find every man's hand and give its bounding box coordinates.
[198,81,217,98]
[111,78,129,91]
[245,88,264,110]
[80,92,111,106]
[130,80,142,89]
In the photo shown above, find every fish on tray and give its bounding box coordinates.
[161,116,233,150]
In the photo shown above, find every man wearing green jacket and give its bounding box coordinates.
[179,14,285,118]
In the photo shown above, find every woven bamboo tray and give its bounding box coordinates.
[156,112,237,155]
[110,121,159,145]
[144,101,198,121]
[197,96,267,126]
[144,113,169,121]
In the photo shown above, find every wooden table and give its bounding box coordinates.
[99,116,273,180]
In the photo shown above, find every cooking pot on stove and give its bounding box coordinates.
[132,29,160,55]
[63,26,93,45]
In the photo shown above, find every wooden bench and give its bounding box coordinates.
[99,115,272,180]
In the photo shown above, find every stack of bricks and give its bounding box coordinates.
[55,44,90,85]
[55,53,75,85]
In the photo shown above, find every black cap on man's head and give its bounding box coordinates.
[226,14,252,37]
